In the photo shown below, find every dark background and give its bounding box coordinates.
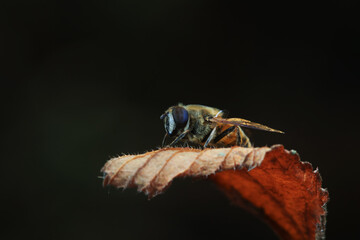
[1,1,359,239]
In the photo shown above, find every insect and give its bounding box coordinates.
[160,104,284,148]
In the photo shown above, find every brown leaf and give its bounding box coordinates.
[102,146,269,196]
[210,145,328,240]
[101,145,328,240]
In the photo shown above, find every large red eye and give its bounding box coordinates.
[172,107,188,128]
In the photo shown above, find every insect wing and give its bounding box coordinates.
[210,117,284,134]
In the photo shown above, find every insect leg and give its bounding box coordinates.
[235,126,242,146]
[167,130,190,147]
[213,126,236,144]
[203,127,217,148]
[237,126,252,147]
[161,133,168,147]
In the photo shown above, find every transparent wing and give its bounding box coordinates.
[210,117,284,134]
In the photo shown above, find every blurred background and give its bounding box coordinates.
[1,0,359,239]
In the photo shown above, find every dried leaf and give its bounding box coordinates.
[102,146,269,196]
[210,145,328,240]
[101,145,328,240]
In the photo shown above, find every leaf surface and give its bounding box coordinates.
[101,145,328,239]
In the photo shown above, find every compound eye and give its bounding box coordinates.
[172,107,189,129]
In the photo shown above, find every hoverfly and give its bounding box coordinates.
[160,104,284,148]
